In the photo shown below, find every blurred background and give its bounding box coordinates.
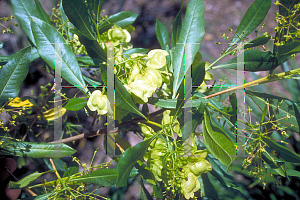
[1,0,300,199]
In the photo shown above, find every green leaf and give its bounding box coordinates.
[30,17,89,95]
[140,178,153,200]
[262,136,300,164]
[244,35,271,49]
[213,49,279,71]
[76,56,96,65]
[172,0,205,98]
[156,19,169,50]
[191,60,205,93]
[135,161,156,185]
[43,158,67,172]
[171,4,182,48]
[65,98,87,111]
[116,134,158,187]
[199,173,219,200]
[63,161,79,178]
[203,107,236,169]
[0,138,76,158]
[10,0,44,46]
[83,74,103,86]
[73,28,107,84]
[227,0,271,50]
[148,97,205,109]
[0,47,39,66]
[9,171,49,189]
[69,168,137,186]
[229,93,237,126]
[34,0,50,24]
[246,89,300,133]
[123,48,149,58]
[14,194,50,200]
[278,41,300,58]
[262,152,286,177]
[115,76,147,119]
[62,0,96,40]
[94,0,106,23]
[193,92,224,110]
[98,11,138,34]
[153,181,163,198]
[0,46,31,106]
[60,0,74,37]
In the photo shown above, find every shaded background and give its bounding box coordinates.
[1,0,300,199]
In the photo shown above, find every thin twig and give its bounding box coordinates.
[49,108,167,144]
[22,83,56,141]
[88,110,98,137]
[204,68,300,99]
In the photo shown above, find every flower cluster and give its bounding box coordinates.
[124,49,169,104]
[139,110,212,199]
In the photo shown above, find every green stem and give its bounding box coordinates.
[206,47,237,71]
[145,120,162,128]
[204,67,300,99]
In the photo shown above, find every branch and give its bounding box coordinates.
[22,83,55,141]
[204,68,300,99]
[49,108,167,144]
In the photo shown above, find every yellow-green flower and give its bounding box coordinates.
[87,90,108,115]
[146,49,169,69]
[125,74,153,104]
[108,25,131,43]
[181,172,201,199]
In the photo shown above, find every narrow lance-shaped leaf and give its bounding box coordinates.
[69,168,139,186]
[116,134,158,187]
[199,173,219,200]
[203,107,236,169]
[246,89,300,133]
[30,17,89,95]
[278,41,300,59]
[72,28,107,84]
[60,0,74,38]
[34,0,51,24]
[0,46,31,106]
[213,49,279,71]
[9,171,49,189]
[171,3,183,48]
[263,136,300,164]
[156,19,169,50]
[62,0,96,40]
[0,47,39,66]
[10,0,48,46]
[172,0,205,98]
[140,178,153,200]
[98,11,138,34]
[244,35,271,49]
[227,0,271,51]
[0,138,76,158]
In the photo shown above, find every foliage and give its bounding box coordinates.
[0,0,300,199]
